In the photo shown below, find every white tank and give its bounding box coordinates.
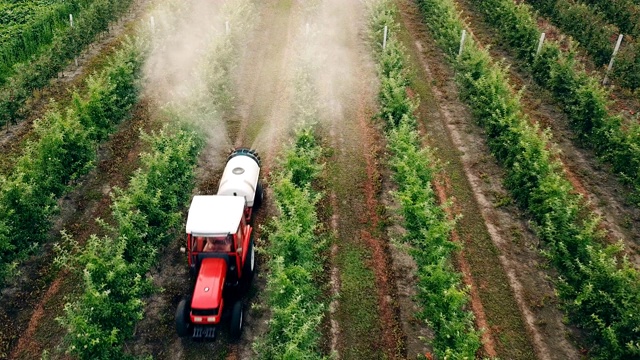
[217,154,260,207]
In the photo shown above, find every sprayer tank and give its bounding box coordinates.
[217,154,260,207]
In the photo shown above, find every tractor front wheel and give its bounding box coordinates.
[175,297,191,337]
[229,300,244,341]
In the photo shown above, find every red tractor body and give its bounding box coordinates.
[176,149,262,340]
[191,258,226,324]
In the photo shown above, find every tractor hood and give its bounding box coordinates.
[191,258,227,310]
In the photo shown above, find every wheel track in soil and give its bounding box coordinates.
[397,0,580,358]
[355,74,406,359]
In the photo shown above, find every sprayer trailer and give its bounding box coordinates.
[176,148,263,340]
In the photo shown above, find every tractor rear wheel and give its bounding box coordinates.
[175,297,191,337]
[253,180,264,210]
[242,237,255,282]
[229,300,244,341]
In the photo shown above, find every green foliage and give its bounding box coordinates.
[0,0,93,83]
[526,0,640,90]
[0,0,136,126]
[0,37,143,283]
[475,0,539,62]
[469,0,640,203]
[57,234,150,360]
[580,0,640,39]
[388,120,482,358]
[371,11,417,129]
[369,1,481,357]
[416,0,640,357]
[254,19,328,354]
[278,127,323,187]
[414,0,464,59]
[611,41,640,90]
[254,127,326,360]
[58,126,203,360]
[292,65,320,126]
[528,0,615,66]
[201,37,236,112]
[172,0,256,128]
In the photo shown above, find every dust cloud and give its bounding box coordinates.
[311,0,375,128]
[141,0,232,158]
[235,0,375,159]
[138,0,375,162]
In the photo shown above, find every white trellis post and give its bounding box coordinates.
[225,21,230,35]
[536,32,546,55]
[383,25,388,50]
[458,29,467,58]
[70,14,78,67]
[150,16,155,33]
[306,22,310,36]
[603,34,624,85]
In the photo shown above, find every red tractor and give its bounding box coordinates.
[176,148,263,340]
